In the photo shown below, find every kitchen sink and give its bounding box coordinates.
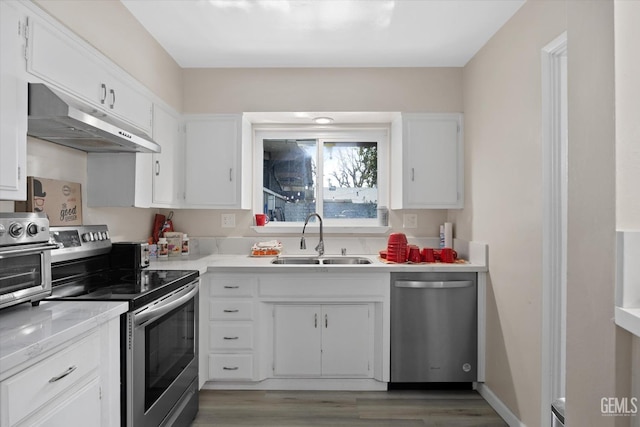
[271,257,321,265]
[321,257,372,265]
[270,257,372,265]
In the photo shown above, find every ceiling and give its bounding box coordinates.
[120,0,526,69]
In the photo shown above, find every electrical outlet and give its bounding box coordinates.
[221,214,236,228]
[403,213,418,229]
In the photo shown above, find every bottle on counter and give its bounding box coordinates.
[158,237,169,258]
[182,234,190,256]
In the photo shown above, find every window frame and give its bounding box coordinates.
[252,125,390,233]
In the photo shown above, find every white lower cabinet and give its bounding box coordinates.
[207,274,258,382]
[202,271,389,388]
[0,318,120,427]
[273,304,371,377]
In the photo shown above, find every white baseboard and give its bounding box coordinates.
[476,383,526,427]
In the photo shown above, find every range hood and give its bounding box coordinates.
[27,83,161,153]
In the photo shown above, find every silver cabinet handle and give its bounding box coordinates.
[394,280,474,289]
[49,366,77,383]
[100,83,107,104]
[223,366,238,371]
[314,313,318,328]
[224,285,239,289]
[155,160,160,176]
[223,336,239,340]
[325,314,328,328]
[109,88,115,109]
[223,309,239,313]
[229,168,233,182]
[411,168,415,181]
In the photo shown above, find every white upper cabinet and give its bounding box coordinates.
[26,17,153,136]
[183,114,251,209]
[391,113,464,209]
[0,1,27,200]
[152,104,181,207]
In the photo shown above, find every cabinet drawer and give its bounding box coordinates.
[210,300,254,320]
[210,324,254,350]
[211,276,257,297]
[1,332,100,426]
[209,354,253,380]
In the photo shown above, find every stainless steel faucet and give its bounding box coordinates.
[300,213,324,256]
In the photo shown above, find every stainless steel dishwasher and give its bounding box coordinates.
[390,272,477,383]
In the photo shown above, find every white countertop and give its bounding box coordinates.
[0,300,128,378]
[148,253,488,275]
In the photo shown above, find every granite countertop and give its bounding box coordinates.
[0,300,128,379]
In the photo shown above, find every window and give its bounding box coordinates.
[255,129,388,228]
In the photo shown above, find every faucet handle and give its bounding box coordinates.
[300,237,306,250]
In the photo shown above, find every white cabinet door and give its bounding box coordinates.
[27,19,152,135]
[321,305,370,377]
[152,104,180,206]
[273,304,371,377]
[0,1,27,200]
[273,305,322,376]
[184,115,247,208]
[391,113,463,209]
[29,378,102,427]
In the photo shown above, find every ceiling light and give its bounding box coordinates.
[313,117,334,125]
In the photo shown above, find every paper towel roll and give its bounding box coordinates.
[444,222,453,248]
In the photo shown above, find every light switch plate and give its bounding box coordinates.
[221,214,236,228]
[403,214,418,229]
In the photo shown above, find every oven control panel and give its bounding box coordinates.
[50,225,111,262]
[0,213,50,246]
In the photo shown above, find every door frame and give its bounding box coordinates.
[541,31,568,427]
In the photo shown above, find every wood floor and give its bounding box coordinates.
[191,390,508,426]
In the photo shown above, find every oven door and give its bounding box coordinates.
[126,279,199,427]
[0,243,56,310]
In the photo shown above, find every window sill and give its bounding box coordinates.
[250,225,391,234]
[615,307,640,338]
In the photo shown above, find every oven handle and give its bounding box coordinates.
[0,243,58,258]
[134,281,198,327]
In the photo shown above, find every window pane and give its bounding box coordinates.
[323,141,377,219]
[263,139,317,222]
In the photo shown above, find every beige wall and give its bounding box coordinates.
[453,2,567,425]
[565,1,632,426]
[183,67,463,113]
[615,1,640,425]
[33,0,183,111]
[455,0,634,426]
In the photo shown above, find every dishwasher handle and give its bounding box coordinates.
[394,280,474,289]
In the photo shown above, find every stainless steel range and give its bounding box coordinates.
[48,224,199,427]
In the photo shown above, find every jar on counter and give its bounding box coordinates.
[158,237,169,258]
[182,234,190,256]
